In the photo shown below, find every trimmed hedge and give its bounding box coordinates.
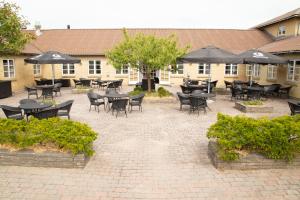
[0,118,97,156]
[207,113,300,161]
[128,86,172,98]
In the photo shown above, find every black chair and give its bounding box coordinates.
[53,83,62,96]
[188,96,207,115]
[0,105,24,120]
[230,86,245,100]
[91,78,101,88]
[111,98,129,118]
[56,100,74,119]
[189,80,199,85]
[25,86,38,99]
[288,101,300,116]
[41,87,54,99]
[31,108,58,119]
[73,79,82,88]
[129,93,145,112]
[87,92,105,112]
[279,86,293,98]
[177,92,190,110]
[224,81,232,90]
[263,84,281,97]
[180,85,192,94]
[80,79,91,87]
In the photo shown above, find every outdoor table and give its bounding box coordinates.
[186,84,207,93]
[246,86,264,100]
[35,85,54,99]
[19,102,52,120]
[190,93,215,111]
[103,93,129,113]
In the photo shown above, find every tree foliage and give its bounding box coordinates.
[106,29,189,91]
[0,1,34,55]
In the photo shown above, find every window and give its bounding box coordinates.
[33,64,41,76]
[116,65,129,74]
[267,65,277,80]
[287,60,300,81]
[198,63,210,75]
[62,64,75,75]
[225,64,238,76]
[278,25,286,36]
[3,59,15,78]
[246,64,260,77]
[172,64,184,74]
[89,60,101,75]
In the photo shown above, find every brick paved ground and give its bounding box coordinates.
[0,86,299,200]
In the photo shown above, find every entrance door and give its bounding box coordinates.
[128,67,140,84]
[159,68,170,84]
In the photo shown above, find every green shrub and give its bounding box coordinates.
[157,87,172,97]
[207,113,300,161]
[0,118,98,156]
[128,86,172,98]
[243,100,264,106]
[128,86,144,96]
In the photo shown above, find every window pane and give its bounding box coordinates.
[205,64,211,74]
[69,64,74,69]
[69,69,75,74]
[198,64,204,74]
[89,61,94,65]
[89,70,94,74]
[9,60,13,66]
[4,72,8,77]
[96,69,101,74]
[123,68,128,74]
[96,61,100,65]
[3,60,8,66]
[63,69,68,74]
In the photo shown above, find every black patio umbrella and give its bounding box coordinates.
[237,49,288,65]
[178,45,242,64]
[24,51,81,85]
[178,45,242,93]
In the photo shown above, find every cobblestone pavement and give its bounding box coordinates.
[0,86,299,200]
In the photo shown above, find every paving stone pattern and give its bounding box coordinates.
[0,86,299,200]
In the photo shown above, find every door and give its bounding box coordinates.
[159,68,170,84]
[128,67,140,84]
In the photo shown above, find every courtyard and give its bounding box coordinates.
[0,86,299,200]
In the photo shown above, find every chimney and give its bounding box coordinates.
[34,22,42,36]
[67,25,70,29]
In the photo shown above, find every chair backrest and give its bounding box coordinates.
[113,99,128,110]
[0,105,22,118]
[192,90,204,95]
[54,83,62,88]
[81,79,91,87]
[177,92,189,102]
[56,100,74,112]
[288,101,300,115]
[180,85,191,94]
[19,99,37,104]
[32,108,58,119]
[189,96,206,107]
[106,88,118,94]
[42,87,53,96]
[190,80,199,85]
[132,93,145,104]
[87,92,98,103]
[224,80,232,87]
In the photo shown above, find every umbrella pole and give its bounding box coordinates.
[250,64,253,87]
[208,73,211,94]
[52,64,55,85]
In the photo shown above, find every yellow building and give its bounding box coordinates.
[0,8,299,98]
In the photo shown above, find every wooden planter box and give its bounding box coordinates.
[208,141,300,170]
[0,149,89,168]
[72,88,93,94]
[235,102,273,113]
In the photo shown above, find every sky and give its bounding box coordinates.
[7,0,300,30]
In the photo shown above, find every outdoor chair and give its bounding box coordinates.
[41,87,54,99]
[73,79,82,88]
[56,100,74,119]
[279,86,292,98]
[287,100,300,116]
[230,86,245,100]
[31,107,58,119]
[129,93,145,112]
[105,88,119,110]
[177,92,190,110]
[87,92,105,112]
[53,83,62,96]
[180,85,192,94]
[263,84,281,97]
[0,105,24,120]
[111,98,129,118]
[25,86,38,99]
[189,80,199,85]
[224,81,232,90]
[91,78,101,88]
[188,96,206,115]
[80,79,91,87]
[118,79,123,89]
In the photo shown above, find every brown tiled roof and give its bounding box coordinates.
[259,36,300,53]
[255,8,300,28]
[22,29,273,56]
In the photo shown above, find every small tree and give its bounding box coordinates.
[106,29,189,92]
[0,1,34,55]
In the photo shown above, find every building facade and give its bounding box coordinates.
[0,8,299,98]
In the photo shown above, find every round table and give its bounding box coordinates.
[19,102,52,120]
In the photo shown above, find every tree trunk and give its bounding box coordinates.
[147,72,152,93]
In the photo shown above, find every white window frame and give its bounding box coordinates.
[278,25,286,36]
[3,59,15,78]
[246,64,260,78]
[287,60,300,82]
[116,65,129,75]
[88,60,101,75]
[225,64,238,76]
[198,63,210,75]
[33,64,41,76]
[62,63,75,75]
[172,64,184,75]
[267,65,277,80]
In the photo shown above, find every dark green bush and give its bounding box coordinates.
[207,113,300,161]
[0,118,98,156]
[157,87,172,97]
[128,86,144,96]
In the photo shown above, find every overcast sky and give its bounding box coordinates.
[7,0,300,29]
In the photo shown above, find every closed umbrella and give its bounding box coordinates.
[178,45,242,93]
[238,49,288,85]
[24,51,81,85]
